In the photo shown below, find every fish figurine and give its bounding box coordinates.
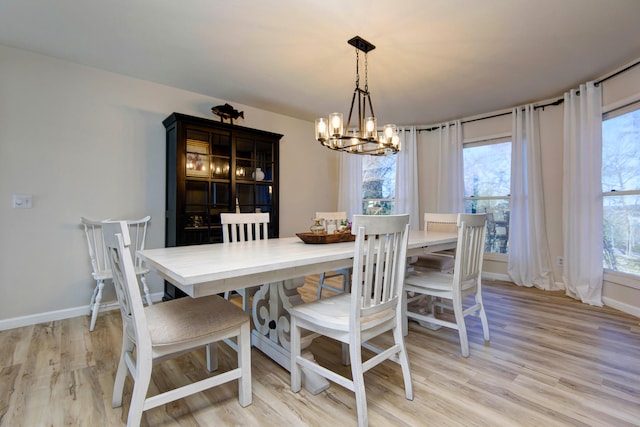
[211,103,244,124]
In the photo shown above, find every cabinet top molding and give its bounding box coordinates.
[163,112,283,140]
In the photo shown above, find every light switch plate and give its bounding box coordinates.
[13,194,32,209]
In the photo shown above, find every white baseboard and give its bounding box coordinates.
[602,296,640,318]
[0,291,164,331]
[481,272,510,282]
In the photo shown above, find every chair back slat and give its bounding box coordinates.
[453,214,487,290]
[82,217,110,276]
[102,221,151,350]
[220,213,270,243]
[82,216,151,275]
[424,213,458,233]
[351,214,410,320]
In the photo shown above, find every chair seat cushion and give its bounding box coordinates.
[405,270,478,294]
[411,253,455,271]
[290,293,394,332]
[405,270,454,292]
[144,295,248,347]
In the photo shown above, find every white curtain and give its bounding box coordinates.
[508,105,556,290]
[395,126,420,230]
[435,121,465,213]
[563,82,603,306]
[337,152,362,219]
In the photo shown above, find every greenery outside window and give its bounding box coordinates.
[463,137,512,254]
[602,103,640,276]
[362,155,396,215]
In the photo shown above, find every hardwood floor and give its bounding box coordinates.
[1,278,639,426]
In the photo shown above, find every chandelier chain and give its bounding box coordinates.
[355,48,360,89]
[364,52,369,93]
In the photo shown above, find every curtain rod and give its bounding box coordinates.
[417,57,640,132]
[595,58,640,86]
[417,98,564,132]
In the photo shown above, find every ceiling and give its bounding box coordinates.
[2,0,640,126]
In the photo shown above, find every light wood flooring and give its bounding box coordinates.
[1,277,639,426]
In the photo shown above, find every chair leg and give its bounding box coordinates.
[240,289,251,314]
[290,316,302,393]
[205,343,218,372]
[89,279,105,332]
[317,273,326,300]
[126,359,152,427]
[476,294,491,342]
[342,269,351,293]
[452,298,469,358]
[112,336,133,408]
[393,322,413,400]
[349,342,367,427]
[237,322,252,407]
[341,343,350,366]
[139,275,153,306]
[88,282,99,315]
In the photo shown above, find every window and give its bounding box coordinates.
[463,138,511,254]
[362,155,396,215]
[602,104,640,276]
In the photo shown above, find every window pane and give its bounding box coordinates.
[463,142,511,197]
[603,107,640,276]
[603,195,640,275]
[602,109,640,192]
[362,154,396,215]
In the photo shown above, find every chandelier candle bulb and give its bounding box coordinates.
[364,117,377,138]
[315,118,328,141]
[329,113,343,137]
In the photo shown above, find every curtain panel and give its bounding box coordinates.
[508,105,556,290]
[395,127,419,230]
[563,82,604,306]
[337,152,363,220]
[435,121,465,213]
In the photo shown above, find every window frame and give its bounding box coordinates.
[601,99,640,279]
[463,134,512,256]
[361,154,397,215]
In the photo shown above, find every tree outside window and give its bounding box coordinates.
[362,155,396,215]
[463,140,511,254]
[602,106,640,276]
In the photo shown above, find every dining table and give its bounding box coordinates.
[137,229,457,394]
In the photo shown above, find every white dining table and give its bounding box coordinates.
[138,230,457,394]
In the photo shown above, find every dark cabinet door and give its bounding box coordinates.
[163,112,282,300]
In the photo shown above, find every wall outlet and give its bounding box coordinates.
[557,256,563,266]
[13,194,32,209]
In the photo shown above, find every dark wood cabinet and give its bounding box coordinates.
[162,112,282,300]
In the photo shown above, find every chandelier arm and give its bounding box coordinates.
[344,89,358,132]
[358,89,365,135]
[366,92,376,121]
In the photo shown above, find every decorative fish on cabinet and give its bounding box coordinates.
[211,103,244,124]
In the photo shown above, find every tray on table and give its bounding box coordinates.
[296,232,356,244]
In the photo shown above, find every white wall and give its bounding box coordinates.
[0,44,339,327]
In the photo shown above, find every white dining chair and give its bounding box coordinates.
[404,213,490,357]
[103,221,251,427]
[81,216,153,332]
[220,212,270,313]
[315,211,351,299]
[410,213,458,273]
[290,214,413,427]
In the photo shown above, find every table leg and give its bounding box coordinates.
[251,279,330,395]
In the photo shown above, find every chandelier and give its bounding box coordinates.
[314,36,400,156]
